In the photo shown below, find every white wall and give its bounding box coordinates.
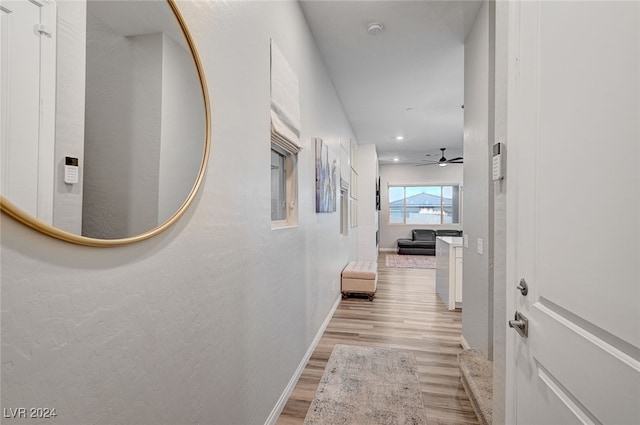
[462,0,492,359]
[491,0,508,422]
[53,0,86,235]
[356,144,378,261]
[0,2,358,424]
[83,22,205,235]
[82,15,162,238]
[128,33,164,235]
[379,163,463,250]
[158,33,205,224]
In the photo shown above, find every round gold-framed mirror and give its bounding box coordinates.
[0,0,210,247]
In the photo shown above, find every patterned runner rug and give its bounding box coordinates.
[385,254,436,269]
[303,344,427,425]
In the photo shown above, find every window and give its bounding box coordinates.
[271,147,286,221]
[270,40,300,228]
[388,185,461,225]
[271,143,298,227]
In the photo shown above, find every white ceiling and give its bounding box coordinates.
[300,0,482,165]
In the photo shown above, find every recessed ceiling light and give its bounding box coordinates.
[395,136,404,141]
[393,157,399,162]
[367,22,384,36]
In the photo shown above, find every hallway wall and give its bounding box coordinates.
[462,0,492,358]
[0,2,357,424]
[492,0,508,422]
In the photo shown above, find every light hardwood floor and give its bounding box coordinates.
[276,254,480,425]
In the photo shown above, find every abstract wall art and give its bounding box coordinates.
[315,138,337,213]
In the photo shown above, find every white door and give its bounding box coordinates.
[506,1,640,424]
[0,0,55,223]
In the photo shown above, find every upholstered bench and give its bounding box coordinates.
[341,261,378,300]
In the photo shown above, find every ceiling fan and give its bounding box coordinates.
[416,148,463,167]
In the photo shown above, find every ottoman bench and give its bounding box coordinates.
[341,261,378,300]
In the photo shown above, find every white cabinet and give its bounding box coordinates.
[454,246,463,304]
[436,236,464,310]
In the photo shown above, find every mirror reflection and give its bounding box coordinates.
[0,0,206,240]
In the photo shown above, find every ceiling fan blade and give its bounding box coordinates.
[417,149,463,166]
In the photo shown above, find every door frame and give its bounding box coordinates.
[496,0,522,423]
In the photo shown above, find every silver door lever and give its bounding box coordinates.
[509,311,529,338]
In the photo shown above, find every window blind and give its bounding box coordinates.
[270,40,302,154]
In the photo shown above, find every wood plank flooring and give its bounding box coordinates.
[276,255,480,425]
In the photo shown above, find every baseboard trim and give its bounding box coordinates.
[379,248,396,253]
[461,335,471,350]
[264,294,341,425]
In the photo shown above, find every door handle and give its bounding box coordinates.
[509,311,529,338]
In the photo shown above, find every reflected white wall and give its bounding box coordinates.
[158,33,204,224]
[53,1,87,235]
[82,13,162,238]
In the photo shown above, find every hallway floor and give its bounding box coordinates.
[276,254,480,425]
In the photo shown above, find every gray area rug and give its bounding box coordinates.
[303,344,427,425]
[386,254,436,269]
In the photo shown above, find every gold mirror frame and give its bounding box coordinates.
[0,0,210,247]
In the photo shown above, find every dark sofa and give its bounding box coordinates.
[397,229,463,255]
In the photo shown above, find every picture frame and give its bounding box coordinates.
[315,138,337,213]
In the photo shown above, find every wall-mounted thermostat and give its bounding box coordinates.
[64,156,79,184]
[492,142,504,181]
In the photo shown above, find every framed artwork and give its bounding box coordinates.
[315,138,337,213]
[350,169,357,200]
[350,199,358,227]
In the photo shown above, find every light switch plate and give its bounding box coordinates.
[464,234,469,248]
[477,238,484,255]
